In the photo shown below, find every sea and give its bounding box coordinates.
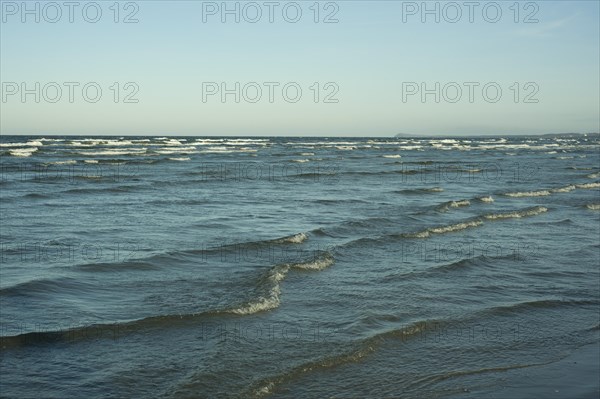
[0,134,599,398]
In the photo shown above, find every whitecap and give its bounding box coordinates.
[576,182,600,189]
[504,190,551,197]
[483,206,548,220]
[9,148,38,157]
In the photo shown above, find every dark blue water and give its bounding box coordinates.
[1,135,599,398]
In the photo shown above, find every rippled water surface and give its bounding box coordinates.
[1,135,599,398]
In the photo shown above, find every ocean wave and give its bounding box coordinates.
[504,190,551,197]
[0,140,43,147]
[246,294,598,396]
[551,185,576,193]
[76,149,147,156]
[8,148,38,157]
[576,182,600,189]
[587,172,600,179]
[382,154,401,158]
[226,253,334,315]
[2,253,335,348]
[436,199,471,212]
[291,254,335,271]
[486,298,599,316]
[63,185,141,194]
[227,265,289,315]
[273,232,308,244]
[401,206,548,239]
[0,277,94,297]
[477,196,494,203]
[449,199,470,208]
[503,182,598,198]
[585,204,600,210]
[482,206,548,220]
[405,220,483,239]
[249,344,378,397]
[76,261,161,272]
[247,319,436,398]
[168,157,191,161]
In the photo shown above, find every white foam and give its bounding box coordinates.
[383,154,402,158]
[292,255,334,271]
[449,200,470,208]
[504,190,551,197]
[9,148,38,157]
[483,206,548,220]
[84,160,99,164]
[478,196,494,203]
[38,138,64,142]
[335,146,356,150]
[551,185,576,193]
[576,182,600,189]
[409,220,483,238]
[291,159,310,163]
[587,172,600,179]
[585,204,600,210]
[169,157,191,161]
[69,139,136,147]
[76,149,147,156]
[161,139,185,146]
[276,232,308,244]
[428,220,482,234]
[300,152,314,156]
[49,160,77,165]
[0,140,42,147]
[228,265,289,315]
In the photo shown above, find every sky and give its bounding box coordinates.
[1,0,599,136]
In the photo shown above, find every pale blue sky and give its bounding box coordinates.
[1,0,599,136]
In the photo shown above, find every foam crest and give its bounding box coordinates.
[551,185,576,193]
[407,220,483,238]
[227,265,289,315]
[8,148,38,157]
[576,182,600,189]
[504,190,551,197]
[482,206,548,220]
[275,232,308,244]
[478,196,494,203]
[291,255,335,271]
[449,199,470,207]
